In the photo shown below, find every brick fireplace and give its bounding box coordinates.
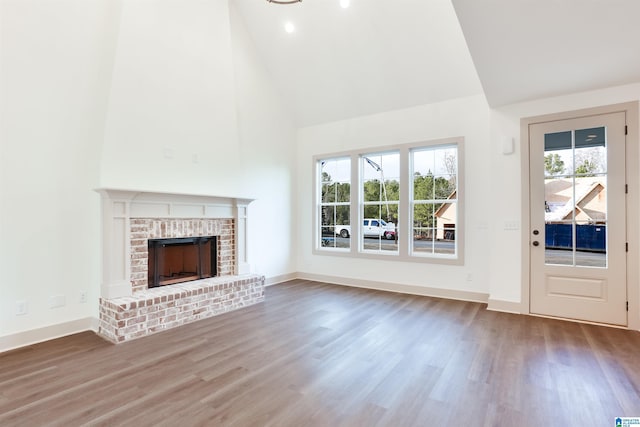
[96,189,264,343]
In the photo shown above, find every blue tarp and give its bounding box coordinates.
[545,224,606,252]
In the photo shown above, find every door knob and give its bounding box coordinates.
[532,241,540,246]
[533,230,539,235]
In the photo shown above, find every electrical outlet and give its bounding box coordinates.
[49,295,66,309]
[16,300,27,316]
[79,291,87,304]
[504,221,520,231]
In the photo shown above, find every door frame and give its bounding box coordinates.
[520,101,640,330]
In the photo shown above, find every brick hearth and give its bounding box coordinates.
[99,274,264,343]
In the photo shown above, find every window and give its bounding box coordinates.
[361,152,399,253]
[411,145,458,257]
[319,158,351,249]
[315,138,463,264]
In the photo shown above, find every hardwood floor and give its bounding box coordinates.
[1,279,640,426]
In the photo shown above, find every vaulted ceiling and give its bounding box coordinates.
[232,0,640,127]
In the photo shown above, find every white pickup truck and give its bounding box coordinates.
[334,219,396,240]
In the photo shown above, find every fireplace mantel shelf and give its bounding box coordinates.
[96,188,255,208]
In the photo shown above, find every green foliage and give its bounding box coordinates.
[321,182,350,204]
[412,172,455,228]
[544,153,565,175]
[321,171,350,226]
[321,170,456,231]
[575,159,597,176]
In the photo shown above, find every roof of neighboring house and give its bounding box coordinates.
[545,177,606,222]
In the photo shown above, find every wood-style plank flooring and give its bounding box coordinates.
[1,279,640,426]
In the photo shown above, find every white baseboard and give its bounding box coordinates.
[265,272,298,286]
[0,317,99,354]
[296,272,489,304]
[487,298,522,314]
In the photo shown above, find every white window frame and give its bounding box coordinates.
[316,157,352,253]
[313,137,464,265]
[409,144,459,260]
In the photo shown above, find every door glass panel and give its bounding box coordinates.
[544,221,574,266]
[543,127,607,267]
[575,221,606,267]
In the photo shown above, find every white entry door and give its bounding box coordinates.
[529,112,627,325]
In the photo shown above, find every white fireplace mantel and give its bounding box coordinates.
[96,188,254,300]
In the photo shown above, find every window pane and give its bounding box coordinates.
[575,222,606,267]
[413,173,431,200]
[363,180,382,202]
[321,183,335,203]
[322,158,350,183]
[336,182,350,203]
[435,201,456,253]
[434,147,457,176]
[335,205,350,225]
[362,203,398,253]
[544,131,572,152]
[321,206,335,226]
[361,152,399,254]
[543,126,607,268]
[319,157,350,251]
[545,221,573,266]
[574,146,606,176]
[413,150,435,177]
[411,144,458,258]
[362,152,400,202]
[413,203,435,254]
[434,175,456,199]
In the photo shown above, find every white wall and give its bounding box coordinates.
[228,1,297,279]
[101,0,241,195]
[0,0,122,339]
[295,94,492,297]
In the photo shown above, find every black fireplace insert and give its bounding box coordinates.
[147,236,217,288]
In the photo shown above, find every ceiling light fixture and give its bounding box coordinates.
[267,0,302,4]
[340,0,350,8]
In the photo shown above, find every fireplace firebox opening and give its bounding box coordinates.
[148,236,217,288]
